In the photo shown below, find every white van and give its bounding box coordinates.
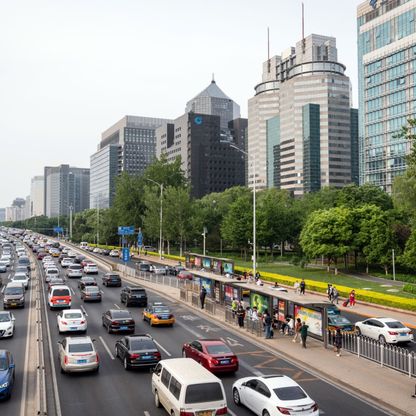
[80,242,89,249]
[152,358,227,416]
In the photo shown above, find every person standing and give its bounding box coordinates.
[327,284,333,302]
[236,302,245,328]
[334,328,342,356]
[349,289,356,307]
[300,321,309,348]
[231,298,238,317]
[199,286,207,309]
[294,280,300,294]
[300,279,306,295]
[332,286,339,304]
[293,318,302,343]
[264,310,272,339]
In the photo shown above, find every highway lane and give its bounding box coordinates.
[0,246,33,415]
[37,249,391,416]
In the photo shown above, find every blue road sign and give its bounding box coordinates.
[122,247,130,262]
[137,231,143,247]
[118,226,135,236]
[54,226,64,233]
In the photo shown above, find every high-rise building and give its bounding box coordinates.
[90,116,170,208]
[44,165,90,217]
[30,175,44,217]
[248,34,357,195]
[156,112,246,198]
[0,208,5,222]
[357,0,416,193]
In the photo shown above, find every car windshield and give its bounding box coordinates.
[330,316,351,324]
[0,313,11,322]
[15,267,27,272]
[154,307,170,314]
[130,339,156,350]
[205,344,232,355]
[385,321,406,329]
[52,289,70,296]
[48,269,58,274]
[64,313,82,319]
[130,289,145,294]
[107,275,120,279]
[68,343,93,353]
[185,382,224,404]
[0,357,9,370]
[273,386,307,401]
[5,287,23,295]
[111,311,131,319]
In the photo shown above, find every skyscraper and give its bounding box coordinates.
[248,34,357,195]
[90,116,170,208]
[30,175,44,217]
[44,165,90,217]
[357,0,416,193]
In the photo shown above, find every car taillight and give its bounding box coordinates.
[64,355,68,365]
[111,321,119,326]
[61,320,68,325]
[277,407,291,415]
[311,403,319,411]
[80,320,86,324]
[155,352,161,358]
[209,358,219,365]
[130,353,140,359]
[231,356,238,363]
[216,407,227,415]
[388,331,398,335]
[179,411,194,416]
[96,354,99,363]
[169,314,174,319]
[153,314,158,319]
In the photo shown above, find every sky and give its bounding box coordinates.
[0,0,364,207]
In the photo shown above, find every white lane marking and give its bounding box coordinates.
[228,410,238,416]
[238,358,264,377]
[1,286,4,294]
[100,289,104,294]
[99,336,115,360]
[144,412,151,416]
[114,303,121,309]
[70,287,75,295]
[154,340,172,357]
[175,319,203,338]
[80,305,88,317]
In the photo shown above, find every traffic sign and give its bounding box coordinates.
[122,247,130,262]
[54,226,64,233]
[137,230,143,247]
[118,226,135,236]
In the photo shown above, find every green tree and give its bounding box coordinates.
[337,183,393,211]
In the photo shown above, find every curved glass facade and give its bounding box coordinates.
[287,61,346,79]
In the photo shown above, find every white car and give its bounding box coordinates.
[232,375,319,416]
[0,256,11,266]
[44,261,56,269]
[109,250,120,257]
[61,258,73,268]
[67,251,77,258]
[58,336,99,373]
[355,317,414,344]
[150,265,166,275]
[93,247,102,254]
[42,256,53,264]
[11,273,30,289]
[57,309,87,333]
[0,311,15,338]
[67,264,83,278]
[84,263,98,274]
[45,268,60,282]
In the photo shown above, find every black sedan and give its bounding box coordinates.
[102,309,135,334]
[77,276,97,290]
[81,286,102,302]
[115,334,161,370]
[102,273,122,287]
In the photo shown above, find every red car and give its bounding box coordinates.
[37,252,47,260]
[177,271,193,280]
[81,259,93,268]
[182,339,239,373]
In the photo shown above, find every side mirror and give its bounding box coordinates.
[92,338,97,342]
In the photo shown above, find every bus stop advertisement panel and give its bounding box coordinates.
[224,284,240,305]
[294,304,323,340]
[250,291,271,314]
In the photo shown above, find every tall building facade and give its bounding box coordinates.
[30,175,44,217]
[0,208,5,222]
[357,0,416,192]
[90,116,170,208]
[248,34,357,195]
[44,165,90,217]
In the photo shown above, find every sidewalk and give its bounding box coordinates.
[124,269,416,416]
[134,253,416,328]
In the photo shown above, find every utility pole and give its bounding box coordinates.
[202,227,207,256]
[96,197,100,246]
[69,205,73,240]
[392,249,396,281]
[146,178,163,260]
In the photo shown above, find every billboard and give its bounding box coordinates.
[224,285,239,303]
[294,305,323,337]
[202,257,211,269]
[223,262,233,274]
[250,292,270,314]
[200,278,212,296]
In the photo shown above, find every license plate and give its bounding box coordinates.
[120,326,128,330]
[400,333,407,336]
[11,303,17,306]
[220,360,230,365]
[142,355,152,360]
[70,327,78,330]
[196,412,212,416]
[77,359,87,364]
[57,300,65,303]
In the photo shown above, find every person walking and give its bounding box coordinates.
[236,302,245,328]
[300,321,309,348]
[349,289,356,307]
[199,286,207,309]
[293,318,302,343]
[334,328,342,357]
[300,279,306,295]
[332,286,339,304]
[264,310,272,339]
[327,284,333,302]
[294,280,300,294]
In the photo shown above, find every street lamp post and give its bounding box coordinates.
[69,205,73,240]
[146,178,163,260]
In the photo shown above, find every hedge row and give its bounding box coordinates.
[403,284,416,295]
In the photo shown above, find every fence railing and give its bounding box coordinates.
[328,331,416,378]
[224,307,263,337]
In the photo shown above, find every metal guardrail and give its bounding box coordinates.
[205,298,216,315]
[328,331,416,378]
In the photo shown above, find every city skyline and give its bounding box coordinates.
[0,0,363,207]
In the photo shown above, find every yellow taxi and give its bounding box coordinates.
[143,302,175,326]
[50,249,61,257]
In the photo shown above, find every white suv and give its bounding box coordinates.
[84,263,98,274]
[67,264,83,278]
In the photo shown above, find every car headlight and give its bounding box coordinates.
[7,326,12,331]
[0,382,9,388]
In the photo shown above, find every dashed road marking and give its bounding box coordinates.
[143,411,151,416]
[80,305,88,317]
[70,287,75,295]
[99,336,115,360]
[114,303,121,309]
[154,340,171,357]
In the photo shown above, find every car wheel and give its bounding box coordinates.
[123,357,130,371]
[355,327,361,336]
[154,391,161,408]
[263,411,270,416]
[379,335,387,344]
[233,388,241,406]
[107,325,112,334]
[115,347,119,358]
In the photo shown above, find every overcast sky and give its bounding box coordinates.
[0,0,364,207]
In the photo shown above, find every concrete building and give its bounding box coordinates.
[0,208,5,222]
[357,0,416,193]
[90,116,170,208]
[44,165,90,217]
[156,112,246,198]
[248,34,358,195]
[30,175,44,217]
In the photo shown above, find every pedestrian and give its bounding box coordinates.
[231,298,238,317]
[300,279,306,295]
[332,286,339,304]
[264,310,272,339]
[251,306,259,321]
[293,318,302,343]
[236,302,245,328]
[349,289,356,307]
[334,328,342,357]
[285,316,294,336]
[300,321,309,348]
[256,278,263,286]
[199,286,207,309]
[164,265,169,276]
[294,280,300,294]
[243,271,248,280]
[327,284,333,302]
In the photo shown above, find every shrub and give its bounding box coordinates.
[403,284,416,295]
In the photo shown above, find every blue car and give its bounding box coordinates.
[0,350,15,400]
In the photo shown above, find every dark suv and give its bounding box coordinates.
[102,273,122,287]
[120,286,147,307]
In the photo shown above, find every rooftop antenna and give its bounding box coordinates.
[267,27,271,73]
[302,2,306,54]
[212,73,215,83]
